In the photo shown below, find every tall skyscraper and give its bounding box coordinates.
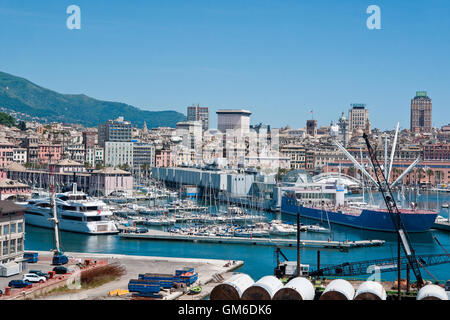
[411,91,432,133]
[187,104,209,131]
[348,104,369,133]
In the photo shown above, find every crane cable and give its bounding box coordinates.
[433,236,450,257]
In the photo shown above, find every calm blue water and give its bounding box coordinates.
[24,192,450,282]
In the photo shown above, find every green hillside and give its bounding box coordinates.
[0,71,186,128]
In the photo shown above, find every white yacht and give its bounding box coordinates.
[269,222,297,236]
[17,185,119,235]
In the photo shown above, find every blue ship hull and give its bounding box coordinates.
[281,197,437,233]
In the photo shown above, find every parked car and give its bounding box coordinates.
[135,227,148,233]
[23,273,46,283]
[52,266,68,274]
[8,280,32,288]
[445,280,450,291]
[29,270,50,279]
[52,254,69,266]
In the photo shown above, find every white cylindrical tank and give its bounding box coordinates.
[417,284,448,301]
[273,277,315,300]
[241,276,284,300]
[354,281,387,300]
[210,273,254,300]
[320,279,355,300]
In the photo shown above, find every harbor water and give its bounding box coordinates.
[24,191,450,282]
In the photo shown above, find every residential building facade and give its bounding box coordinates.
[0,201,25,265]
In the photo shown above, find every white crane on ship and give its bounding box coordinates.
[333,122,422,200]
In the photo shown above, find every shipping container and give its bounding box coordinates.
[23,252,38,263]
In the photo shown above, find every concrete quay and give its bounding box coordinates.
[119,229,385,250]
[0,251,244,300]
[433,219,450,232]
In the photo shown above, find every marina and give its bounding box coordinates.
[20,189,450,285]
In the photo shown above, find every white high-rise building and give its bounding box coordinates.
[216,109,251,134]
[104,141,133,168]
[348,104,369,133]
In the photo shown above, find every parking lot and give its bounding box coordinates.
[1,259,52,291]
[0,252,96,297]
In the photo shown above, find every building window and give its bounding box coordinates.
[3,225,9,235]
[17,238,23,252]
[10,239,16,254]
[17,222,23,233]
[2,240,8,255]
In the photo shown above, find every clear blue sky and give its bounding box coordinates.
[0,0,449,130]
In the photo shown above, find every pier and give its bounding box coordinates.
[433,219,450,232]
[119,229,385,250]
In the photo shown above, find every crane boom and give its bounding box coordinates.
[390,157,421,188]
[386,122,400,183]
[333,140,379,186]
[362,133,424,287]
[310,253,449,277]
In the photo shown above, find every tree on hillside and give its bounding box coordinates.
[17,121,26,131]
[0,112,16,127]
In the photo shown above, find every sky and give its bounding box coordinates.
[0,0,449,130]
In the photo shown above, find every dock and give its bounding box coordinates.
[433,219,450,231]
[119,229,385,250]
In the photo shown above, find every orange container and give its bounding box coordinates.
[4,287,11,296]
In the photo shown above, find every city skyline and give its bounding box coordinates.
[1,1,450,305]
[0,1,449,131]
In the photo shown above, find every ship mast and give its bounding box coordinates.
[46,145,61,254]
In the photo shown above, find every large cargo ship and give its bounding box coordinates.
[281,183,438,233]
